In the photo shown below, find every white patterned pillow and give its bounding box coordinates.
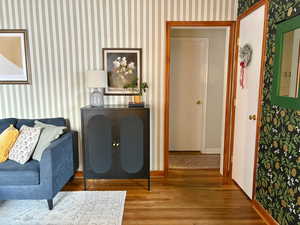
[9,125,42,164]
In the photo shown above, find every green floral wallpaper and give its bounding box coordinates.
[238,0,300,225]
[238,0,261,15]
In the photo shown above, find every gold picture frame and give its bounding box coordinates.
[0,29,31,84]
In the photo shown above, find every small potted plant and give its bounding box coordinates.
[134,82,148,104]
[124,81,148,104]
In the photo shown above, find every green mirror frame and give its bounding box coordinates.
[271,14,300,109]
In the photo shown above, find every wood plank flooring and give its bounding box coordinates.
[169,151,220,169]
[64,170,265,225]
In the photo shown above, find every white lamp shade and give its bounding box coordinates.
[86,70,107,88]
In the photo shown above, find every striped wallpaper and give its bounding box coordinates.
[0,0,237,170]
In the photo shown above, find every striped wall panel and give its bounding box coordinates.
[0,0,237,170]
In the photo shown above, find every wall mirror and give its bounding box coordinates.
[272,15,300,109]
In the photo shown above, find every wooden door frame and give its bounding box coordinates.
[231,0,269,199]
[164,21,236,176]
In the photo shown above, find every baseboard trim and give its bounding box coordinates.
[74,170,165,178]
[202,148,221,154]
[74,171,83,178]
[252,200,279,225]
[150,170,165,177]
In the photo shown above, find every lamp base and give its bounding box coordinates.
[90,88,104,107]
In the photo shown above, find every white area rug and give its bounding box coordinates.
[0,191,126,225]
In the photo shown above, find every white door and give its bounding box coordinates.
[232,5,265,199]
[169,38,208,151]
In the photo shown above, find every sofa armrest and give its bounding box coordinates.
[39,131,75,197]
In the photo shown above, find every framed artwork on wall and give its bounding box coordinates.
[103,48,142,95]
[0,29,31,84]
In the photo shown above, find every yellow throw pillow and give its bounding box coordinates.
[0,125,19,163]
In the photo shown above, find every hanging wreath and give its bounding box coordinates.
[239,44,253,89]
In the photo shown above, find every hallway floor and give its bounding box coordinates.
[64,170,265,225]
[169,151,220,169]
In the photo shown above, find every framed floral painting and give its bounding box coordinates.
[103,48,142,95]
[0,29,31,84]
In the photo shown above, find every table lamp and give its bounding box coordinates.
[86,70,107,107]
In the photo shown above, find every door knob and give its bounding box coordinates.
[249,114,256,120]
[196,100,202,105]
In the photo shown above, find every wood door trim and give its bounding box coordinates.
[223,22,237,177]
[164,21,236,176]
[237,0,267,21]
[166,21,235,27]
[231,0,269,200]
[252,0,269,200]
[252,200,279,225]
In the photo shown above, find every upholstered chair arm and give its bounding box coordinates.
[39,131,75,198]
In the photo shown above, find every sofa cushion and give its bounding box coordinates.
[15,118,66,129]
[33,121,66,161]
[0,125,19,163]
[0,160,40,185]
[0,118,17,133]
[9,125,42,164]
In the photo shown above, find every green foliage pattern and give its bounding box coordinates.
[238,0,300,224]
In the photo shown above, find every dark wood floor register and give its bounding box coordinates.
[81,105,150,190]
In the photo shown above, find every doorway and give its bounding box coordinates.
[164,21,236,176]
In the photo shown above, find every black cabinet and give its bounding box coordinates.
[81,105,150,190]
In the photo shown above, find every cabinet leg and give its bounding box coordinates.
[148,176,151,191]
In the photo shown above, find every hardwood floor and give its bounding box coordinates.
[169,151,220,169]
[64,170,265,225]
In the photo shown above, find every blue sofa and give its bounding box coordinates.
[0,118,78,210]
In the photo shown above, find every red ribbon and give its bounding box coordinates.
[240,61,246,89]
